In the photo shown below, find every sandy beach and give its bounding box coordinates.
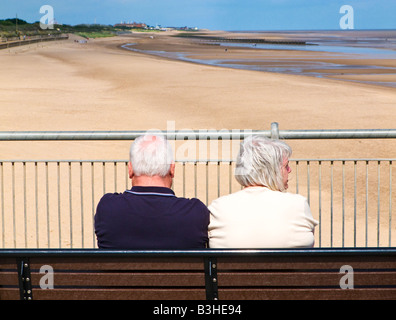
[1,31,396,159]
[0,31,395,248]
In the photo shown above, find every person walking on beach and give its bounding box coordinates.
[208,136,318,248]
[94,134,209,249]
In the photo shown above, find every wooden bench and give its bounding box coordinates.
[1,248,396,300]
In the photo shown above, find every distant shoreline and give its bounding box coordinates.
[120,30,396,89]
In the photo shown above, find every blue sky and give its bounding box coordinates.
[1,0,395,30]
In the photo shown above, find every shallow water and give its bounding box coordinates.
[122,33,396,88]
[219,41,396,57]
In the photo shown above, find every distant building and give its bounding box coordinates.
[114,22,147,29]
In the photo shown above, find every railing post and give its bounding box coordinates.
[271,122,279,139]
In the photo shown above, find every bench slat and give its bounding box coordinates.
[216,255,396,270]
[33,288,206,300]
[30,272,205,287]
[0,258,17,269]
[217,271,396,287]
[218,288,396,300]
[0,288,20,300]
[29,257,204,270]
[0,272,19,286]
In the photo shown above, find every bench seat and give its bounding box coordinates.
[1,248,395,300]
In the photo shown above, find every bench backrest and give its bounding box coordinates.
[1,248,396,300]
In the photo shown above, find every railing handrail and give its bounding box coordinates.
[0,128,396,141]
[0,130,262,140]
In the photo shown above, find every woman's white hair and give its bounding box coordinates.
[235,135,292,191]
[130,134,174,177]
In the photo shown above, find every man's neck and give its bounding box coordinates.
[132,175,172,188]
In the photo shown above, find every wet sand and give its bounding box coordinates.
[1,31,396,159]
[124,30,396,88]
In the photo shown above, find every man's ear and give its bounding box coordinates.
[169,163,175,178]
[128,161,134,179]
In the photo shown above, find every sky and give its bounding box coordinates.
[1,0,396,31]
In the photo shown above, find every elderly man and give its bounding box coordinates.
[95,134,209,249]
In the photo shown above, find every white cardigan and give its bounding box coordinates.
[208,186,318,248]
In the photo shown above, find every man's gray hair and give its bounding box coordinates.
[130,134,174,177]
[235,135,292,191]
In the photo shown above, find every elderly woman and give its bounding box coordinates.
[208,136,318,248]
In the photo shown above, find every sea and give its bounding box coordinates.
[122,30,396,88]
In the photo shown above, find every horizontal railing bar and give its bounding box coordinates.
[0,130,263,141]
[292,158,395,162]
[279,129,396,140]
[0,129,395,141]
[0,159,394,163]
[0,160,129,163]
[1,248,396,257]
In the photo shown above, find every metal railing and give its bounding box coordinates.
[0,125,395,249]
[1,127,396,140]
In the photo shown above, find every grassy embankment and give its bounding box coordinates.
[0,18,127,40]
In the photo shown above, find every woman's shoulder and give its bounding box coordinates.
[280,191,307,201]
[208,188,246,209]
[209,187,308,209]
